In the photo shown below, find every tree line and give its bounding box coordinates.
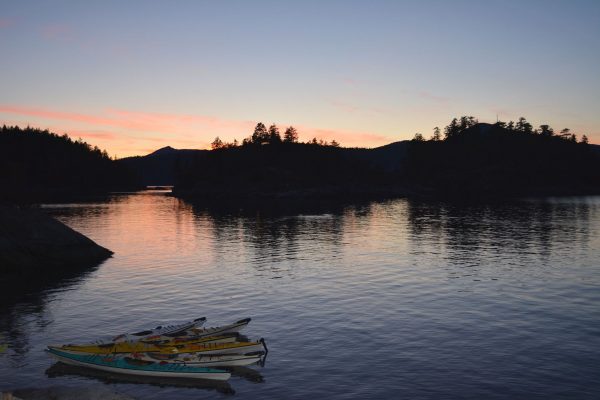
[211,123,340,150]
[0,125,138,202]
[405,116,599,197]
[413,116,589,144]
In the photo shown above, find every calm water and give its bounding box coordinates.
[1,191,600,399]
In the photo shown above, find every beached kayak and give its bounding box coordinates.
[46,347,231,380]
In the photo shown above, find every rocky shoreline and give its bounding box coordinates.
[0,205,112,301]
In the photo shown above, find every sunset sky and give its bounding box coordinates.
[1,0,599,158]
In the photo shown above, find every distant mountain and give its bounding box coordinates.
[169,123,600,202]
[118,146,208,186]
[121,123,600,199]
[118,143,411,188]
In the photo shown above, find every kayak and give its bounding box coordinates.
[56,348,265,367]
[189,318,251,338]
[59,334,237,353]
[141,332,239,346]
[51,338,267,356]
[46,347,231,380]
[112,317,207,342]
[141,318,252,344]
[130,351,264,367]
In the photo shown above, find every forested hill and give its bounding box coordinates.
[405,122,600,197]
[172,118,600,201]
[172,141,411,201]
[0,125,139,203]
[117,146,208,186]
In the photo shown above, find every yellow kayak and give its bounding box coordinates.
[53,338,266,356]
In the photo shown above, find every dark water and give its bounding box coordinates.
[1,192,600,399]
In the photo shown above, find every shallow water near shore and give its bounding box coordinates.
[1,191,600,399]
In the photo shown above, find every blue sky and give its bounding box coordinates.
[1,0,599,156]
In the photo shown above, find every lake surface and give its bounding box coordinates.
[1,191,600,399]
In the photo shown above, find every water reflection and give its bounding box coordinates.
[405,198,595,283]
[45,363,236,394]
[191,202,351,278]
[2,193,599,399]
[0,263,104,362]
[406,199,592,253]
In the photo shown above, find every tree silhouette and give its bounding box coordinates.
[413,133,425,141]
[444,118,459,139]
[539,124,554,136]
[283,126,299,143]
[330,139,340,147]
[431,127,441,141]
[0,125,138,202]
[211,136,224,150]
[516,117,533,134]
[559,128,571,140]
[459,116,478,131]
[581,135,589,144]
[251,122,269,145]
[268,124,282,144]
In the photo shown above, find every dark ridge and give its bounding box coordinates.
[0,125,140,203]
[171,142,410,202]
[171,121,600,202]
[118,147,208,187]
[405,123,600,198]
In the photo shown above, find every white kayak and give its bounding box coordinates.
[112,317,207,343]
[46,347,231,380]
[143,318,252,344]
[134,351,264,367]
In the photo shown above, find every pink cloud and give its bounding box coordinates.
[0,104,394,154]
[67,130,119,140]
[0,18,15,29]
[107,109,254,133]
[41,24,74,41]
[0,105,244,135]
[295,125,392,148]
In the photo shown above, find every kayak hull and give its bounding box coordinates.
[50,339,267,356]
[46,348,231,380]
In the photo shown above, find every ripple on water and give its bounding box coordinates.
[1,193,600,399]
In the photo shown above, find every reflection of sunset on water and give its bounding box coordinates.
[1,192,597,399]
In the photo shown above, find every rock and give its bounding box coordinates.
[0,205,112,302]
[0,205,112,272]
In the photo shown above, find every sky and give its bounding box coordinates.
[1,0,599,157]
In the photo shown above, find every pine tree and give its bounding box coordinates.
[283,126,299,143]
[251,122,269,145]
[211,136,223,150]
[581,135,589,144]
[268,124,281,144]
[413,133,425,141]
[444,118,459,139]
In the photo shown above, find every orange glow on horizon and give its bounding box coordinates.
[0,104,396,158]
